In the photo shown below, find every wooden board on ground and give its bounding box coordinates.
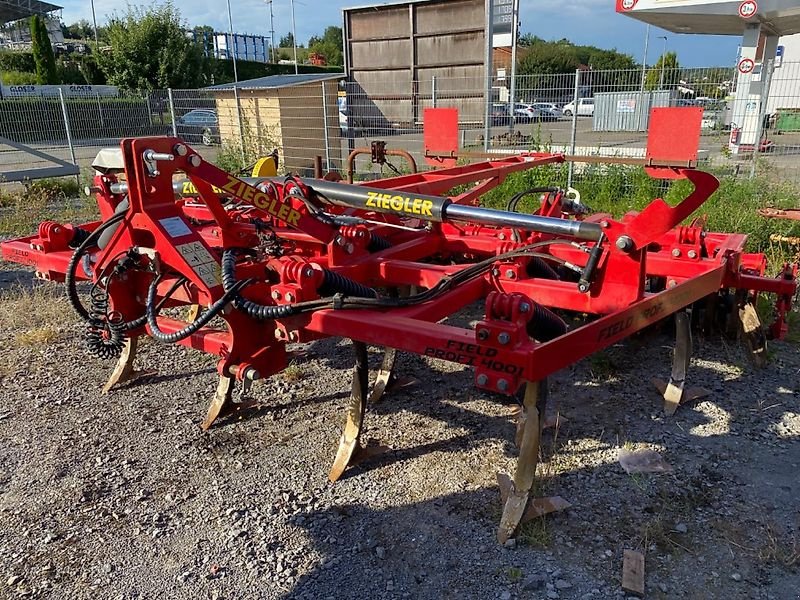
[622,549,645,596]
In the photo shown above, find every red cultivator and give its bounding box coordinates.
[2,125,797,542]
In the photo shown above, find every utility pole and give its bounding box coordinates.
[91,0,100,47]
[266,0,276,62]
[290,0,299,74]
[636,24,651,131]
[657,36,668,89]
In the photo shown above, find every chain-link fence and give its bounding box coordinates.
[2,63,799,191]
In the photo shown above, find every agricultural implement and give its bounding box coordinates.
[1,110,797,543]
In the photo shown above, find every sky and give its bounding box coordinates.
[58,0,742,68]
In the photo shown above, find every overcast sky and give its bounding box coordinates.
[59,0,741,68]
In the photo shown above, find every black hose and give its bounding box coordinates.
[221,249,297,321]
[68,227,92,249]
[505,187,561,213]
[145,274,247,343]
[65,212,126,322]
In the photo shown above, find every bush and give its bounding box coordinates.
[0,70,38,85]
[0,51,36,73]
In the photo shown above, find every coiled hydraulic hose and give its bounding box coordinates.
[85,288,127,359]
[367,234,392,252]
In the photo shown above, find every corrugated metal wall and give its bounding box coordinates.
[593,91,673,131]
[344,0,486,127]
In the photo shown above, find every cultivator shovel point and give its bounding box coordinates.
[2,108,797,542]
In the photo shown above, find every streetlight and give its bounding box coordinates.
[90,0,100,47]
[265,0,276,63]
[657,35,668,90]
[289,0,299,75]
[636,24,651,131]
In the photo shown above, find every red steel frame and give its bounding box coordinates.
[2,137,795,394]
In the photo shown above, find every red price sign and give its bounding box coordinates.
[738,57,755,74]
[738,0,758,19]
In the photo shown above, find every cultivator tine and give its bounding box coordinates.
[369,348,397,404]
[498,380,545,544]
[201,374,235,431]
[102,337,140,394]
[653,309,709,415]
[663,310,691,416]
[329,340,369,482]
[739,302,768,368]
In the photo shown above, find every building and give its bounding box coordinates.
[0,0,63,48]
[343,0,487,127]
[207,73,345,175]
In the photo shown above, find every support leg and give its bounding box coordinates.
[201,374,235,431]
[102,336,141,394]
[498,380,544,544]
[329,341,369,482]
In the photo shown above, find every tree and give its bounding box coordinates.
[62,19,94,40]
[308,26,343,66]
[30,15,58,84]
[279,32,294,48]
[646,52,680,90]
[97,3,206,89]
[517,41,581,75]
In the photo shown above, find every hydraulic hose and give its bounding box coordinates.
[221,250,296,321]
[145,274,247,343]
[65,212,126,322]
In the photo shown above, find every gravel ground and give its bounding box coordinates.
[0,264,798,600]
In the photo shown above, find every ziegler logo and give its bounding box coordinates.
[621,0,636,9]
[221,175,302,226]
[364,191,434,217]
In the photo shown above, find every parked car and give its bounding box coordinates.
[513,103,544,122]
[175,109,219,146]
[562,98,594,117]
[532,102,563,121]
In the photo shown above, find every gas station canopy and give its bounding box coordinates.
[615,0,800,37]
[0,0,62,26]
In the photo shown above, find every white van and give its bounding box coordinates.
[562,98,594,117]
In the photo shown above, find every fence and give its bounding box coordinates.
[2,64,799,193]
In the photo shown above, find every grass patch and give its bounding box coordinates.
[282,362,304,383]
[0,284,73,349]
[479,163,800,267]
[0,179,98,238]
[517,516,552,548]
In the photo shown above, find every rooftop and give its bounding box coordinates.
[206,72,345,91]
[0,0,62,26]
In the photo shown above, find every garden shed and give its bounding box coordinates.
[207,72,344,175]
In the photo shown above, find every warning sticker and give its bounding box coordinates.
[159,217,193,238]
[176,241,221,288]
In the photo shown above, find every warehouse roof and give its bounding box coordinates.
[206,72,345,91]
[0,0,61,25]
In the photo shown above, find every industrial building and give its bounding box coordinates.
[342,0,488,127]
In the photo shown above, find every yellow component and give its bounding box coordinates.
[251,151,279,177]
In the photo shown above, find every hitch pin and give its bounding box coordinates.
[143,149,175,177]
